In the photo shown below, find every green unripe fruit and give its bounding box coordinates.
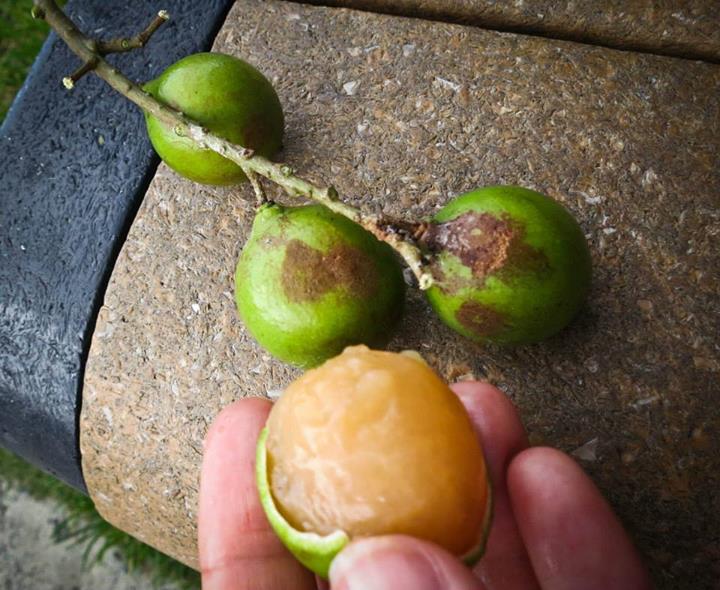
[235,204,405,368]
[143,52,284,185]
[421,186,592,344]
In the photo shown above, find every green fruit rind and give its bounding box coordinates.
[256,425,492,578]
[235,204,405,368]
[462,472,494,567]
[143,52,284,185]
[425,185,592,345]
[256,427,349,579]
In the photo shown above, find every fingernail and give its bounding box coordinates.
[330,539,446,590]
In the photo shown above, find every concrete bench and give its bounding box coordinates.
[2,1,718,588]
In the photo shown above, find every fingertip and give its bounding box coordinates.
[450,380,505,398]
[330,535,482,590]
[508,447,652,590]
[204,396,272,450]
[450,381,521,433]
[507,446,578,493]
[508,444,569,467]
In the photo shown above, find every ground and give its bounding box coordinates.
[0,482,188,590]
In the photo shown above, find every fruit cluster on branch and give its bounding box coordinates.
[31,0,435,291]
[33,0,592,367]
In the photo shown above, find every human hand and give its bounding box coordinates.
[199,382,652,590]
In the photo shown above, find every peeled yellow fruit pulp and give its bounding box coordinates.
[258,346,492,577]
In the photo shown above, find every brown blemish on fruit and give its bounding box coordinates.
[423,212,550,285]
[456,301,508,337]
[281,239,378,303]
[242,115,271,152]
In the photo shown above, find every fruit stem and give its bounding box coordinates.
[32,0,435,290]
[245,169,268,206]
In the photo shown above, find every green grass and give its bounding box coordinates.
[1,2,199,588]
[0,0,56,119]
[0,448,201,589]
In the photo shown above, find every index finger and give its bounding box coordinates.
[452,381,540,590]
[198,397,316,590]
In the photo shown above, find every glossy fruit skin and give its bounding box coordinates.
[143,52,283,185]
[423,186,592,345]
[256,346,492,579]
[235,205,405,368]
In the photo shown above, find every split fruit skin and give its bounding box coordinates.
[422,185,592,345]
[143,52,284,185]
[235,205,405,369]
[256,345,493,578]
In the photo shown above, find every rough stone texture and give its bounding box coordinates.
[297,0,720,62]
[0,0,234,492]
[81,0,720,586]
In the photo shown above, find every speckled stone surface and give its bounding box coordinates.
[81,0,720,586]
[298,0,720,62]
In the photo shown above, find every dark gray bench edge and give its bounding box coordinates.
[0,0,235,492]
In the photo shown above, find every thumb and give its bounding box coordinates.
[329,535,483,590]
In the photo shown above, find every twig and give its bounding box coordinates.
[63,58,98,89]
[32,0,435,289]
[244,168,268,207]
[97,11,169,54]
